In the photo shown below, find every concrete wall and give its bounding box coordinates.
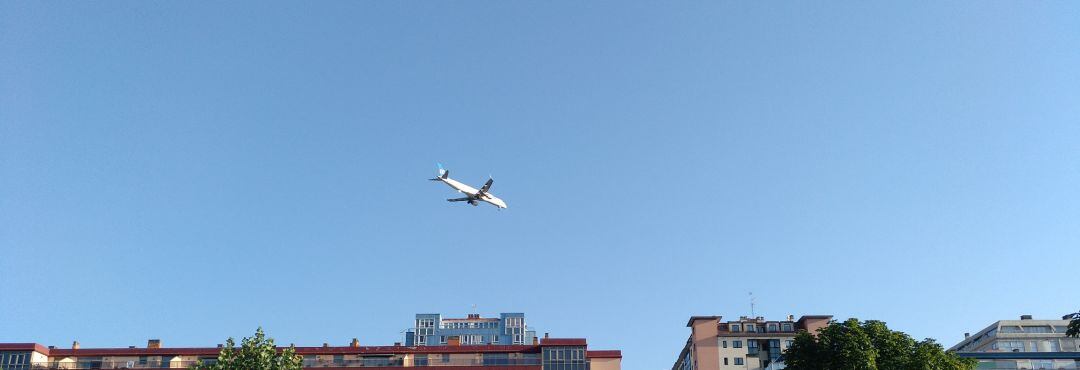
[690,318,721,370]
[800,317,830,335]
[716,339,749,370]
[589,357,621,370]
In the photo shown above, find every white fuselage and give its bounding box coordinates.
[438,177,508,209]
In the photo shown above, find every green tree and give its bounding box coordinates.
[781,318,976,370]
[1066,311,1080,337]
[191,327,302,370]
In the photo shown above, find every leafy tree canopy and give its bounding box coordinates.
[191,327,302,370]
[1066,311,1080,338]
[781,318,976,370]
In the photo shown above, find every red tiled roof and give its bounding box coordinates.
[540,338,586,346]
[0,343,49,354]
[5,340,599,357]
[586,350,621,359]
[48,348,221,357]
[44,345,542,357]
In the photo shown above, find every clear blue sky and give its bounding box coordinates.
[2,2,1078,369]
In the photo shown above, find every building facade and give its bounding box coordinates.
[672,315,832,370]
[407,313,537,347]
[0,337,619,370]
[950,315,1080,369]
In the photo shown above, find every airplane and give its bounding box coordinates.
[428,164,508,209]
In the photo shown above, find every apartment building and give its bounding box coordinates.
[672,315,832,370]
[0,337,619,370]
[406,313,536,347]
[950,315,1080,369]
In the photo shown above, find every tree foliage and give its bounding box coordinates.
[781,318,976,370]
[1066,311,1080,338]
[190,327,302,370]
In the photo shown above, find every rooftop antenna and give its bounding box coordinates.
[749,292,756,317]
[471,304,478,315]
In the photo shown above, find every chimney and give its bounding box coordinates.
[532,337,539,345]
[217,344,224,348]
[128,346,136,349]
[1020,315,1033,320]
[323,343,330,348]
[147,339,161,349]
[72,341,80,350]
[544,333,549,339]
[964,333,970,338]
[787,315,795,321]
[48,346,55,350]
[468,313,480,319]
[351,338,360,348]
[394,342,402,346]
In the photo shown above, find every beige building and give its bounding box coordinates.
[672,315,831,370]
[950,314,1080,369]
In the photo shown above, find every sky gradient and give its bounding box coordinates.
[2,2,1079,370]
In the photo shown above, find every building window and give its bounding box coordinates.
[734,358,744,366]
[1025,326,1052,333]
[786,340,794,348]
[722,340,727,348]
[505,317,524,330]
[5,354,26,365]
[781,323,793,332]
[462,335,485,345]
[1000,326,1022,333]
[1030,360,1053,369]
[767,323,779,332]
[733,340,742,348]
[746,325,756,333]
[442,354,450,363]
[440,336,447,344]
[994,341,1024,351]
[730,324,741,332]
[724,358,728,365]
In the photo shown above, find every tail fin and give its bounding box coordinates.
[437,163,449,179]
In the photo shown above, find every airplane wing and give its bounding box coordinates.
[480,178,493,193]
